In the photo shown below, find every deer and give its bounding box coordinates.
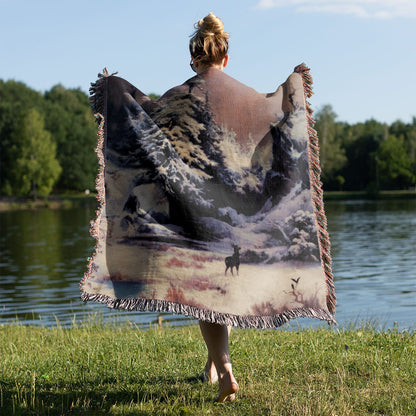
[225,245,241,276]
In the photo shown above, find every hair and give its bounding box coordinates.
[189,13,229,65]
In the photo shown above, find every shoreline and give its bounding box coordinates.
[0,194,98,211]
[0,190,415,211]
[323,190,416,200]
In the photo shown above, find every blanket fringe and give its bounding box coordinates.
[295,63,336,315]
[81,292,337,329]
[79,69,110,292]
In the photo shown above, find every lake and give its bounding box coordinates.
[0,198,415,330]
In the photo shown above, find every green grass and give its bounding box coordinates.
[0,320,415,415]
[0,193,97,211]
[1,189,415,211]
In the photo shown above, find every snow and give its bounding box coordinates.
[87,242,327,316]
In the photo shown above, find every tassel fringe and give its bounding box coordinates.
[295,63,336,315]
[81,292,337,328]
[79,69,111,293]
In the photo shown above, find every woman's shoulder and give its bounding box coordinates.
[211,67,304,98]
[203,68,262,96]
[160,69,263,100]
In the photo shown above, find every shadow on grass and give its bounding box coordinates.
[1,374,210,416]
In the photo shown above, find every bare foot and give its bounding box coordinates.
[215,372,239,403]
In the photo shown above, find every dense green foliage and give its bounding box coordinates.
[9,108,61,197]
[0,321,414,415]
[43,85,98,192]
[0,80,97,196]
[315,105,416,191]
[0,79,415,196]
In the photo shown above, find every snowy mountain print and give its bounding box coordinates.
[83,69,333,324]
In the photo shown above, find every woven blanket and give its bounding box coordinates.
[80,64,336,328]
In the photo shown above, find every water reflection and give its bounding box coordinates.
[0,204,192,328]
[325,199,416,329]
[0,198,415,329]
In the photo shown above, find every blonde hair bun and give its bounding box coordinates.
[189,13,229,65]
[197,12,228,38]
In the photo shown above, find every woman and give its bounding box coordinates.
[171,13,237,403]
[82,12,336,404]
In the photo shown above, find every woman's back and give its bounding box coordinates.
[157,67,305,148]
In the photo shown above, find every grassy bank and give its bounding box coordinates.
[0,194,97,211]
[323,190,416,200]
[0,190,415,211]
[0,321,415,415]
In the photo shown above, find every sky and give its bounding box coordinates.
[1,0,415,125]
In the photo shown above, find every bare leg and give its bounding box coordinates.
[199,321,239,402]
[200,326,231,384]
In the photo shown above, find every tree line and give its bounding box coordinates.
[0,80,415,197]
[0,80,97,197]
[315,105,415,191]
